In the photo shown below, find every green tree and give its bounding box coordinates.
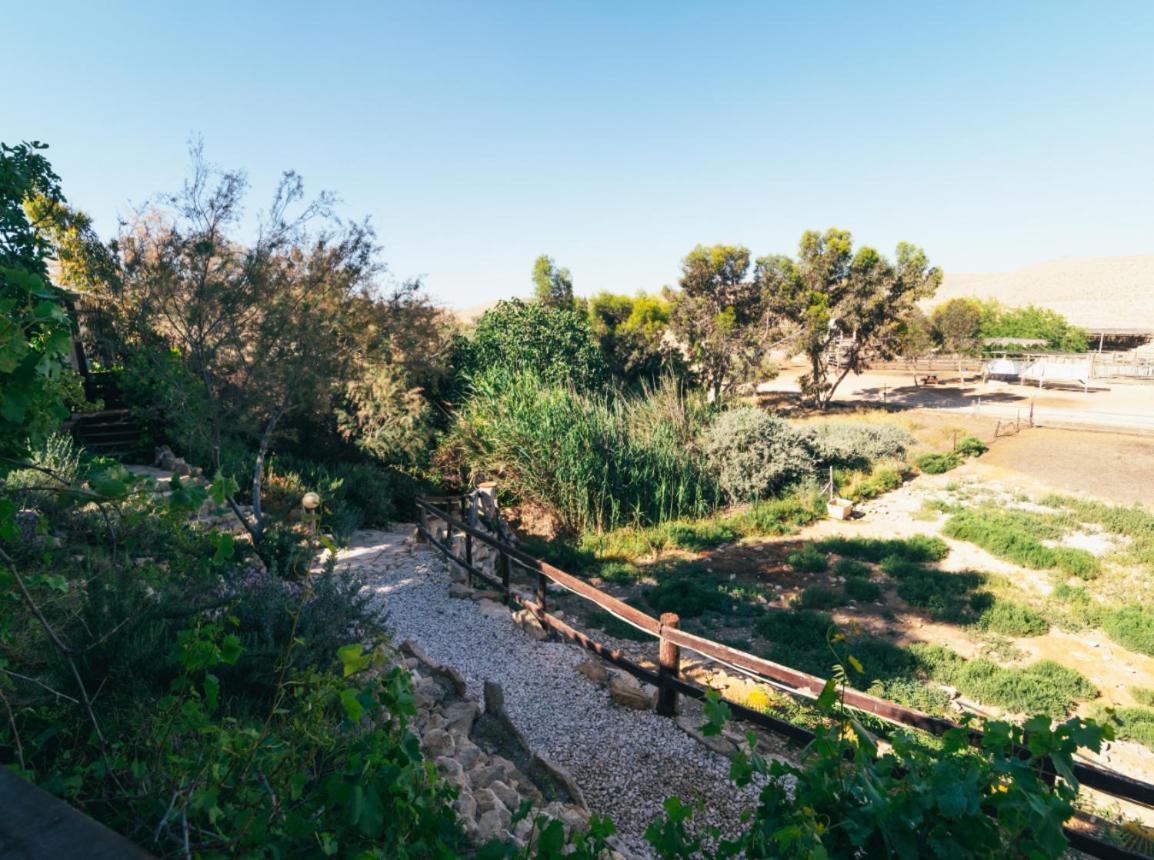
[932,297,983,380]
[760,229,942,409]
[587,291,686,386]
[670,244,774,399]
[979,300,1089,352]
[532,253,574,309]
[896,306,937,381]
[0,141,75,462]
[455,298,607,391]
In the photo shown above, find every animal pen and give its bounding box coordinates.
[416,493,1154,860]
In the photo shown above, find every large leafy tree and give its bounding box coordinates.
[454,298,607,391]
[932,297,983,380]
[0,142,75,462]
[759,229,942,409]
[531,253,574,309]
[669,244,774,399]
[587,291,687,386]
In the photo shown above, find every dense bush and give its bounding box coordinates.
[453,298,609,390]
[890,565,986,623]
[704,407,812,503]
[833,557,872,578]
[917,451,962,474]
[955,435,989,457]
[800,421,914,469]
[442,369,719,532]
[1098,706,1154,750]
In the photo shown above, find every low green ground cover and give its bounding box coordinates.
[942,507,1100,579]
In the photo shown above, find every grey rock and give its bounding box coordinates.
[575,659,609,685]
[489,779,521,813]
[423,728,454,757]
[443,700,479,736]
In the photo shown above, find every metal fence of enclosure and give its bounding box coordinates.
[416,493,1154,860]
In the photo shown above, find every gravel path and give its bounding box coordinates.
[344,528,761,857]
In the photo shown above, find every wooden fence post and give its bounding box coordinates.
[464,531,473,587]
[657,612,681,717]
[417,503,428,543]
[499,549,511,607]
[536,569,547,614]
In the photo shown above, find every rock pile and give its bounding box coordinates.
[400,640,627,855]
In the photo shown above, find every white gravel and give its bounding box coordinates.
[343,528,762,857]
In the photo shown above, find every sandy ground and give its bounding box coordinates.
[760,365,1154,434]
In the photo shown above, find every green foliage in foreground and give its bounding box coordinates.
[943,507,1100,579]
[653,682,1110,860]
[786,543,830,573]
[1,469,459,858]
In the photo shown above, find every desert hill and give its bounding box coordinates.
[937,255,1154,331]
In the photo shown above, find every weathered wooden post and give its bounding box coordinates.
[464,529,474,587]
[417,502,428,543]
[536,568,547,614]
[657,612,681,717]
[499,548,511,607]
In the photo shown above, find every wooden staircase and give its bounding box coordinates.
[69,409,147,460]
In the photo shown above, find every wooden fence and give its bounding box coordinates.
[416,494,1154,860]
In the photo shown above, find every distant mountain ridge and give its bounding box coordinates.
[936,255,1154,331]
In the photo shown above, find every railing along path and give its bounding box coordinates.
[416,494,1154,860]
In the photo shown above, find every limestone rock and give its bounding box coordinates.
[443,700,479,736]
[511,608,548,641]
[454,737,483,770]
[489,779,521,813]
[423,728,454,757]
[575,659,609,685]
[449,583,472,599]
[609,676,653,711]
[476,806,513,843]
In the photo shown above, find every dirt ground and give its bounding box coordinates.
[760,362,1154,434]
[978,428,1154,506]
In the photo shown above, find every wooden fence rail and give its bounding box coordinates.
[416,495,1154,859]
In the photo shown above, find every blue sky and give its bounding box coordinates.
[5,1,1154,307]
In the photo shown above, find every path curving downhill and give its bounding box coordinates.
[342,528,761,858]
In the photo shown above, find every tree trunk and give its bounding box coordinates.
[249,405,289,539]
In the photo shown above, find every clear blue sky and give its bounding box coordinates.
[5,1,1154,307]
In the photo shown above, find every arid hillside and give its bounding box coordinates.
[937,255,1154,331]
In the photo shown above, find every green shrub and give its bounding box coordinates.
[704,407,813,503]
[786,544,829,573]
[833,558,872,578]
[724,491,825,536]
[816,534,949,564]
[658,520,737,551]
[917,451,962,474]
[955,435,988,457]
[1101,605,1154,656]
[800,422,915,469]
[520,536,598,575]
[844,577,882,602]
[977,598,1049,637]
[795,585,842,610]
[844,463,906,501]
